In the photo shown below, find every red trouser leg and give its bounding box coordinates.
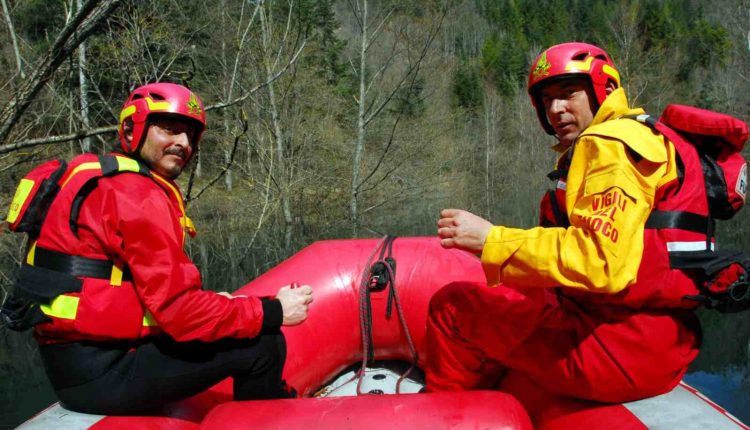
[424,282,700,402]
[425,282,551,391]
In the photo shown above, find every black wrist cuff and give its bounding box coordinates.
[261,298,283,330]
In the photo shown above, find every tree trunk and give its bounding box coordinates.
[77,0,93,153]
[483,89,497,218]
[351,0,368,237]
[1,0,24,80]
[260,1,293,249]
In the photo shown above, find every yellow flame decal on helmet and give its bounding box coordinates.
[146,97,172,112]
[532,52,552,81]
[119,97,172,124]
[565,56,594,72]
[565,57,620,86]
[119,105,136,124]
[187,93,202,116]
[602,64,621,86]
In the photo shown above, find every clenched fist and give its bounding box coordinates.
[276,284,314,326]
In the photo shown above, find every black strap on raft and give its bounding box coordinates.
[369,235,398,317]
[356,235,418,395]
[363,236,397,362]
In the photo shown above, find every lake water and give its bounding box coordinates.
[683,369,750,424]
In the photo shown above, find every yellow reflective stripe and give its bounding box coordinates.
[26,241,37,265]
[181,216,196,238]
[119,98,172,124]
[40,295,79,320]
[119,105,136,124]
[40,295,156,327]
[110,265,123,287]
[61,162,101,188]
[7,178,35,224]
[146,97,171,112]
[602,64,621,85]
[143,310,158,327]
[565,56,594,72]
[150,174,185,214]
[150,173,194,242]
[115,156,140,173]
[565,57,621,86]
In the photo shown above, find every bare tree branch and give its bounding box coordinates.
[356,113,401,191]
[201,41,306,111]
[0,50,306,156]
[185,113,248,202]
[0,0,123,147]
[364,9,446,127]
[0,125,117,155]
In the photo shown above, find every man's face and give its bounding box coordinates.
[137,117,196,179]
[540,78,597,147]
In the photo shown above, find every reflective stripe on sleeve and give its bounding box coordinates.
[666,241,715,252]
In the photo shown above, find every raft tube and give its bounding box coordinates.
[16,237,749,430]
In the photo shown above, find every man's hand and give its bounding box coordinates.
[437,209,493,254]
[276,284,314,326]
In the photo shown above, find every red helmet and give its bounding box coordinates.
[527,42,620,135]
[118,82,206,154]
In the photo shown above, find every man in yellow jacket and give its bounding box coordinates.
[425,42,701,405]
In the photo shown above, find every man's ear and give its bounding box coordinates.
[605,81,617,95]
[122,119,134,144]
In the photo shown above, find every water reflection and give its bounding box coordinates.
[683,369,750,424]
[685,310,750,425]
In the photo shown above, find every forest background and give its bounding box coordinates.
[0,0,748,428]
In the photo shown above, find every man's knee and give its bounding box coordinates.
[428,281,484,316]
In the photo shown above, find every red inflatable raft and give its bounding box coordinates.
[17,237,750,430]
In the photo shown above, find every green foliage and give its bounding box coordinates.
[480,33,527,97]
[301,0,348,85]
[639,0,682,51]
[688,19,731,69]
[463,0,734,107]
[475,0,528,97]
[391,76,426,117]
[452,61,482,108]
[13,0,64,48]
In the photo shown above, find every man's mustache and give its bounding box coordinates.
[164,147,187,159]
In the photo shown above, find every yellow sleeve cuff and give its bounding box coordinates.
[481,226,503,286]
[480,225,531,286]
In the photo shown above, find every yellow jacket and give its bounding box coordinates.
[482,88,678,294]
